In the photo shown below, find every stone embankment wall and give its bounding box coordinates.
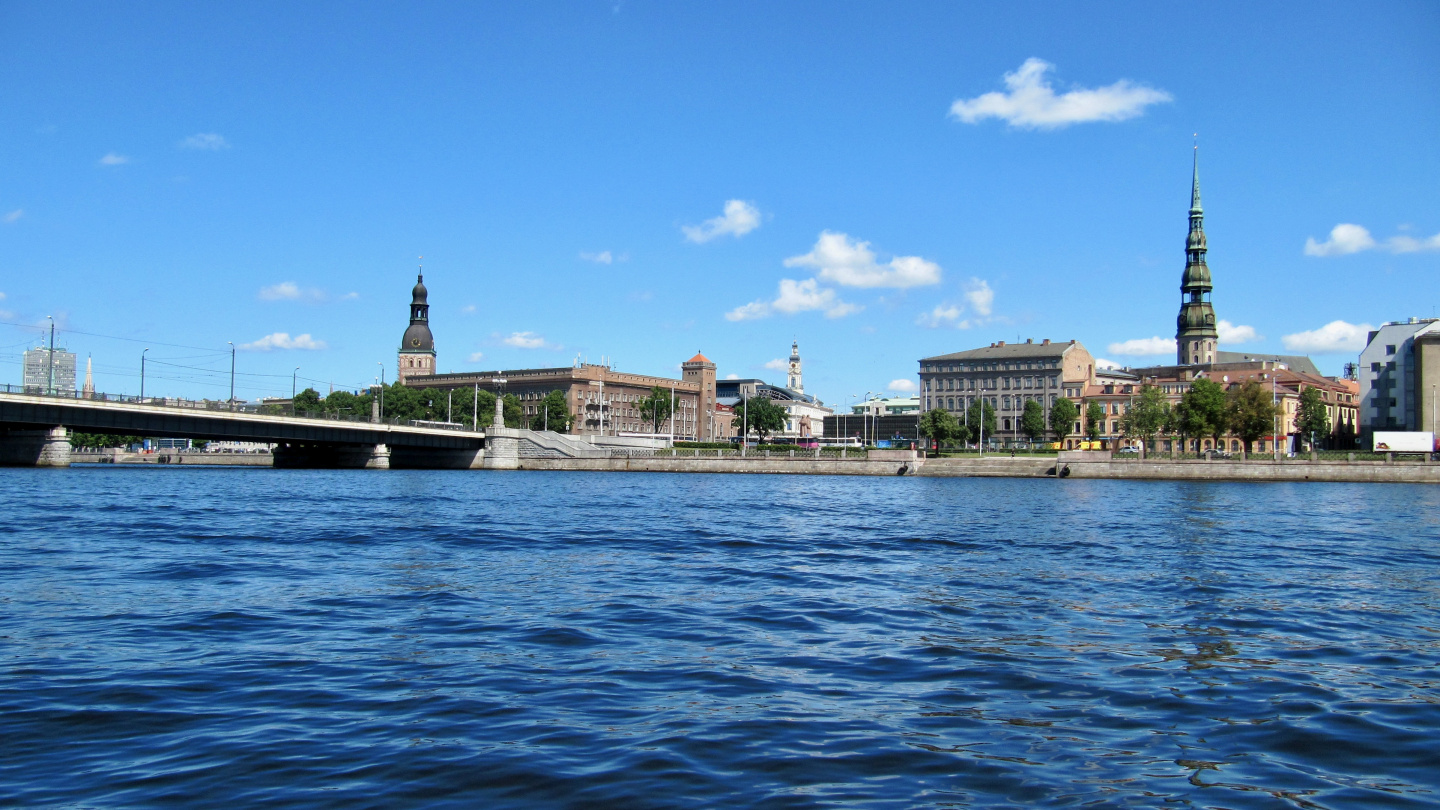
[71,450,273,466]
[1059,458,1440,484]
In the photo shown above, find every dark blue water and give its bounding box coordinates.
[2,469,1438,808]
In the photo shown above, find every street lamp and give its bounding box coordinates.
[377,362,385,420]
[45,316,55,396]
[140,348,150,401]
[227,341,235,410]
[864,391,875,448]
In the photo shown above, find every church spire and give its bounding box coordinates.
[1176,142,1217,366]
[1190,139,1202,214]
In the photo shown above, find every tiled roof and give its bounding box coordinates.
[921,340,1078,363]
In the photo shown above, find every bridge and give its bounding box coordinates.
[0,389,486,469]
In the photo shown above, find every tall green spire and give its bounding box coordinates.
[1189,144,1202,214]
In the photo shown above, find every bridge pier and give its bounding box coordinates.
[273,442,391,469]
[0,426,73,467]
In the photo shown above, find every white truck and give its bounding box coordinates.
[1372,431,1436,453]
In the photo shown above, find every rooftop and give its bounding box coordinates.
[921,339,1076,363]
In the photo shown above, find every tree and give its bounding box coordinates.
[733,395,786,443]
[636,385,674,434]
[68,432,143,448]
[1049,397,1078,446]
[1084,401,1106,441]
[1020,400,1047,443]
[502,393,524,428]
[1295,387,1331,448]
[1226,380,1281,457]
[961,398,998,446]
[1120,384,1168,454]
[530,390,572,432]
[1184,378,1229,450]
[292,387,323,416]
[324,390,364,419]
[919,408,960,450]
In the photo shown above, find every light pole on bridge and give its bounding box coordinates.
[227,341,235,410]
[140,348,150,402]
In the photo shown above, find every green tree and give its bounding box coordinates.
[292,387,322,416]
[529,390,573,432]
[323,390,364,419]
[1295,386,1331,448]
[1020,399,1047,443]
[733,396,786,443]
[502,393,524,428]
[1226,380,1281,457]
[636,385,674,434]
[1120,385,1168,454]
[1049,397,1079,446]
[961,398,998,446]
[68,432,143,448]
[919,408,960,450]
[1184,378,1229,450]
[1084,401,1106,441]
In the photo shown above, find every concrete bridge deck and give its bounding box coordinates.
[0,391,485,468]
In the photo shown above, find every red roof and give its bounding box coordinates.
[686,352,712,364]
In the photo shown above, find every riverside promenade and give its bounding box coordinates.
[511,452,1440,483]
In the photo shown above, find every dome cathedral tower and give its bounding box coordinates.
[1177,145,1217,366]
[398,266,436,384]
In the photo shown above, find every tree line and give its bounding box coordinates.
[919,379,1339,455]
[285,384,574,431]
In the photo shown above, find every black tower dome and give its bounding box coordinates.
[400,273,435,354]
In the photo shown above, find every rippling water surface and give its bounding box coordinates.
[2,468,1438,808]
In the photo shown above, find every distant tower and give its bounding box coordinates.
[682,351,717,441]
[398,269,436,384]
[82,355,94,398]
[787,340,803,393]
[1177,145,1217,366]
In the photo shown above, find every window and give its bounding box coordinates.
[1387,361,1396,371]
[1386,345,1396,355]
[1002,396,1011,409]
[1371,362,1381,372]
[1003,418,1012,430]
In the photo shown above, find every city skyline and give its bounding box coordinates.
[2,2,1437,405]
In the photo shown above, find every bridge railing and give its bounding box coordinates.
[0,384,483,432]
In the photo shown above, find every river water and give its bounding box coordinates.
[2,468,1437,808]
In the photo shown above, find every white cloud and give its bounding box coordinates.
[949,58,1171,130]
[3,209,22,224]
[916,278,998,329]
[503,331,553,349]
[1304,223,1440,256]
[461,304,476,314]
[1387,232,1440,253]
[683,200,761,243]
[963,278,994,316]
[1281,320,1374,354]
[467,351,485,363]
[725,373,740,380]
[99,153,130,166]
[727,278,861,321]
[1217,320,1262,344]
[1095,358,1122,370]
[1305,223,1376,257]
[725,300,772,321]
[259,282,303,301]
[258,282,344,303]
[783,231,941,289]
[1107,336,1177,356]
[763,358,788,371]
[889,379,918,393]
[918,303,963,328]
[179,133,229,150]
[580,250,613,264]
[239,332,327,351]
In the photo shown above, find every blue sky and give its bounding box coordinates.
[2,1,1437,405]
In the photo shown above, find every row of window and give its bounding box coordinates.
[927,394,1061,412]
[924,375,1060,392]
[922,358,1061,373]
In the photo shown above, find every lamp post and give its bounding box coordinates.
[472,382,479,430]
[292,367,300,403]
[45,316,55,395]
[227,341,235,410]
[377,362,385,420]
[864,391,875,448]
[140,348,150,401]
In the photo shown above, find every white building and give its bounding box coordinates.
[852,396,919,416]
[1360,318,1440,438]
[23,346,77,394]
